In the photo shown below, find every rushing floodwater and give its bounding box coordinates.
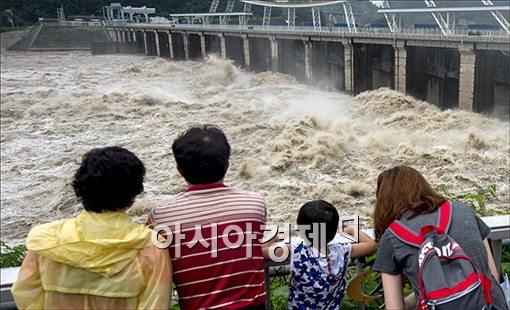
[1,51,509,244]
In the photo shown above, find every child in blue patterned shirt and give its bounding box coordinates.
[265,200,377,309]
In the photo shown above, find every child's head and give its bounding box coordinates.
[72,146,146,213]
[297,200,339,246]
[172,125,231,185]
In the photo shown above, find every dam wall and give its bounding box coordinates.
[109,25,510,116]
[7,22,508,116]
[8,24,111,51]
[110,25,506,116]
[13,22,506,116]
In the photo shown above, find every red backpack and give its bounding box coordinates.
[389,201,493,310]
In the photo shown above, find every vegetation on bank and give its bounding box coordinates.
[0,241,26,268]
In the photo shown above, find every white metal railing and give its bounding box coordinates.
[106,22,510,43]
[40,20,102,27]
[1,215,508,309]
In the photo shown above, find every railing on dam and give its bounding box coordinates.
[109,22,510,43]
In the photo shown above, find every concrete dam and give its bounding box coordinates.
[103,23,509,117]
[8,23,110,51]
[10,21,508,117]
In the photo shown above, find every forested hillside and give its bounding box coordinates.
[1,0,507,32]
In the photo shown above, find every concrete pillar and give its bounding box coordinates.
[394,41,407,93]
[243,35,251,71]
[342,39,354,93]
[304,40,313,84]
[219,34,227,59]
[132,30,137,42]
[458,46,476,111]
[154,30,161,56]
[270,36,279,73]
[200,34,207,58]
[166,31,174,59]
[143,30,148,55]
[183,33,190,60]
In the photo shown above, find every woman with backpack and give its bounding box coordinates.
[372,165,508,310]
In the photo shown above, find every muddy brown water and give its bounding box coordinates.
[1,51,508,244]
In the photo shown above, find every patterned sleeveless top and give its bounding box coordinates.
[288,237,351,309]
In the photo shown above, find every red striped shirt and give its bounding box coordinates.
[148,184,267,309]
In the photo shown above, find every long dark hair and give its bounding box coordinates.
[373,166,446,241]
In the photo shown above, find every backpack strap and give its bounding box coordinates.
[389,221,423,247]
[388,201,452,247]
[437,200,452,234]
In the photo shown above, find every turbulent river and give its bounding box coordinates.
[1,50,509,244]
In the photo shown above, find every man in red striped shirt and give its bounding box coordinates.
[148,125,267,309]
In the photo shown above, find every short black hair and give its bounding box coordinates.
[297,200,339,246]
[172,125,230,185]
[72,146,146,213]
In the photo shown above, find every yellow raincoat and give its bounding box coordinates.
[12,211,172,309]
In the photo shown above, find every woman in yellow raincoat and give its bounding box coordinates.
[12,147,172,309]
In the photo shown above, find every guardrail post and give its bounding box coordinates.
[355,260,365,310]
[264,265,272,310]
[491,239,503,276]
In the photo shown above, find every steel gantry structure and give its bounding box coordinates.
[151,0,510,37]
[240,0,357,32]
[378,0,510,36]
[103,3,156,24]
[481,0,510,34]
[198,1,509,36]
[206,0,253,25]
